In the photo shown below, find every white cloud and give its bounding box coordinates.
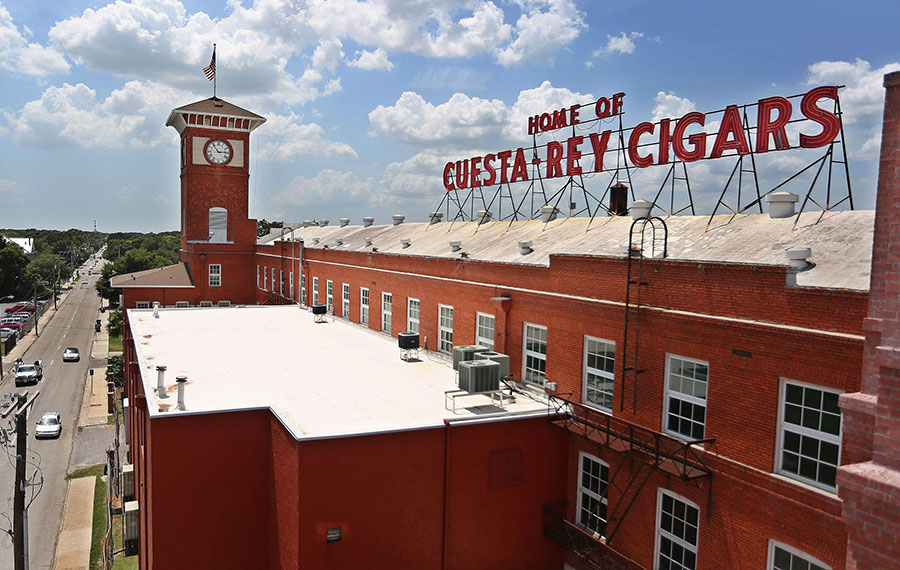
[273,168,373,207]
[348,48,393,71]
[494,0,584,66]
[651,91,696,121]
[807,58,900,125]
[0,5,69,76]
[312,38,343,72]
[599,31,643,55]
[257,112,357,161]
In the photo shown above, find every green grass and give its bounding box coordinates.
[66,463,105,480]
[89,476,107,569]
[108,334,123,353]
[112,557,138,569]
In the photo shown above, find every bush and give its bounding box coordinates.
[107,355,124,388]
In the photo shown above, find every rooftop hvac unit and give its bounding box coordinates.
[124,500,140,556]
[312,304,327,323]
[122,464,134,502]
[453,345,490,370]
[459,359,501,393]
[398,332,419,349]
[477,351,510,379]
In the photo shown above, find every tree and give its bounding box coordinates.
[107,355,124,388]
[96,248,175,305]
[257,219,283,238]
[107,307,123,338]
[0,243,32,298]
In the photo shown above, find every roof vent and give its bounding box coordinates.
[610,182,629,216]
[302,220,311,228]
[765,192,800,219]
[450,241,462,252]
[364,238,373,247]
[400,238,411,249]
[152,301,160,318]
[477,210,493,225]
[785,247,812,270]
[630,200,653,220]
[156,365,167,398]
[312,237,320,245]
[540,205,559,223]
[392,214,405,226]
[319,219,329,227]
[176,375,187,411]
[429,211,443,224]
[335,238,343,246]
[363,216,374,227]
[339,218,350,227]
[518,240,533,255]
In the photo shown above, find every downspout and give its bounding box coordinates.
[441,418,451,570]
[298,238,305,306]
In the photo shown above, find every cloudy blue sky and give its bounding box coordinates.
[0,0,897,232]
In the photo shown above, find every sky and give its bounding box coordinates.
[0,0,897,232]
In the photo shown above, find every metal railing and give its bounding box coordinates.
[542,502,643,570]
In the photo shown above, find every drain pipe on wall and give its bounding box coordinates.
[442,418,452,570]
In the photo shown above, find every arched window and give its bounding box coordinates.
[209,207,228,243]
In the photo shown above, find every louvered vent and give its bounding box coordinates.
[488,448,522,489]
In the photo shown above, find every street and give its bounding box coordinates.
[0,259,112,569]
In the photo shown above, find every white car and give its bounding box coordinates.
[81,279,88,284]
[62,347,80,362]
[35,413,62,439]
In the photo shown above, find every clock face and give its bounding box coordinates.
[205,139,232,165]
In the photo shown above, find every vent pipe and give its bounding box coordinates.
[156,365,167,398]
[429,212,443,224]
[392,214,405,226]
[765,192,800,219]
[630,200,653,220]
[785,248,812,269]
[176,375,187,410]
[312,237,320,245]
[609,182,629,216]
[319,219,329,227]
[152,301,160,318]
[364,238,373,247]
[476,210,493,225]
[362,217,374,227]
[518,240,533,255]
[339,217,350,227]
[540,205,559,223]
[450,241,462,252]
[336,238,343,246]
[400,238,411,249]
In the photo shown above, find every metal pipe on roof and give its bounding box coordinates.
[176,375,187,410]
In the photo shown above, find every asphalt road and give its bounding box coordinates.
[0,258,111,569]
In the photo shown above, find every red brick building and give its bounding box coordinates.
[114,80,899,570]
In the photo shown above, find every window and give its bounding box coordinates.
[199,301,213,307]
[301,274,306,305]
[360,287,369,325]
[342,283,350,318]
[279,270,284,296]
[523,323,547,385]
[263,268,267,290]
[438,305,453,354]
[407,298,420,333]
[175,301,189,308]
[313,277,319,304]
[135,301,150,309]
[664,355,708,440]
[768,540,830,570]
[256,265,260,289]
[327,280,334,313]
[584,337,616,412]
[655,490,699,570]
[577,452,609,537]
[271,269,276,293]
[777,380,842,490]
[217,300,231,307]
[476,313,495,350]
[289,272,294,299]
[208,207,227,243]
[209,264,221,287]
[382,293,392,334]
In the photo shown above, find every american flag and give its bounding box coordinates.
[203,47,216,81]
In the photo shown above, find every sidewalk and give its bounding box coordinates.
[0,290,70,381]
[91,307,110,360]
[54,476,96,570]
[79,366,110,427]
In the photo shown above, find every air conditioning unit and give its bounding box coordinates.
[477,351,510,379]
[311,304,327,315]
[124,500,140,556]
[459,359,500,393]
[122,464,134,502]
[398,332,419,349]
[452,345,490,370]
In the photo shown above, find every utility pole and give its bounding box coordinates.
[14,409,27,570]
[52,264,58,311]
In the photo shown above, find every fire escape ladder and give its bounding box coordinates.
[604,460,655,544]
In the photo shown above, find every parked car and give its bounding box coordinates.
[0,328,14,337]
[81,279,88,284]
[35,413,62,439]
[15,360,42,386]
[1,322,22,330]
[62,347,80,362]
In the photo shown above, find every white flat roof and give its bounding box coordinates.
[129,306,548,439]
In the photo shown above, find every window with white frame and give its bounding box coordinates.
[217,300,230,307]
[768,540,830,570]
[256,265,260,289]
[199,301,213,307]
[523,323,547,385]
[289,272,294,299]
[175,301,189,308]
[577,452,609,537]
[135,301,150,309]
[664,355,708,440]
[407,298,420,333]
[584,337,616,412]
[655,490,700,570]
[263,268,267,291]
[300,274,306,305]
[476,313,495,350]
[381,293,392,333]
[327,280,334,313]
[271,268,276,293]
[279,270,284,296]
[342,283,350,318]
[209,264,221,287]
[778,380,842,490]
[438,305,453,354]
[360,287,369,325]
[313,277,319,304]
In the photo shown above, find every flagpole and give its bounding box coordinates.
[213,43,217,99]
